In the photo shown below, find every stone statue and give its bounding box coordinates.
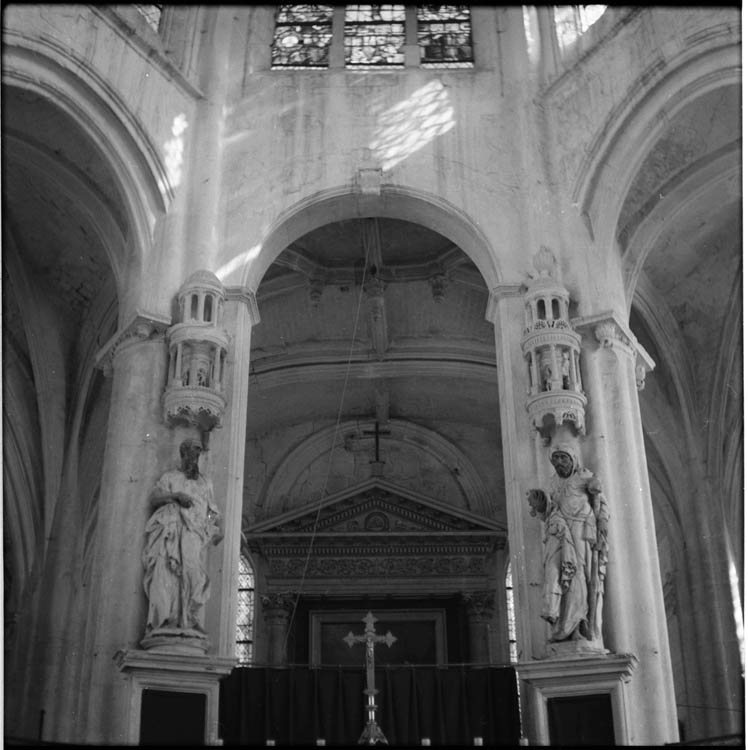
[561,351,571,390]
[142,439,223,644]
[527,441,609,644]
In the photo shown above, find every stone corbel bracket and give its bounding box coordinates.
[94,311,172,377]
[572,310,655,391]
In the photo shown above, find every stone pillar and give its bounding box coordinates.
[206,289,259,658]
[261,593,295,666]
[574,311,679,745]
[462,591,496,663]
[77,314,171,744]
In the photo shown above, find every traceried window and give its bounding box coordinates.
[505,562,518,662]
[345,4,406,67]
[417,5,473,68]
[236,555,256,665]
[271,5,335,69]
[271,5,473,70]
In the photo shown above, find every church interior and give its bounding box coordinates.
[2,5,743,746]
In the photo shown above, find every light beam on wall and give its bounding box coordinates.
[216,244,262,283]
[728,553,745,676]
[369,80,455,172]
[163,113,189,188]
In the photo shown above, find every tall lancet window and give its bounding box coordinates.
[236,555,256,665]
[505,562,518,663]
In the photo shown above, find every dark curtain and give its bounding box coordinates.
[220,666,520,747]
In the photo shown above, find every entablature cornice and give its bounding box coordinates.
[224,286,261,325]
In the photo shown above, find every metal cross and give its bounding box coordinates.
[343,611,397,745]
[362,422,391,464]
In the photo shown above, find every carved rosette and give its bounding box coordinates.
[521,248,586,438]
[163,270,229,432]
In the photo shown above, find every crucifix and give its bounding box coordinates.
[343,611,397,745]
[362,421,391,476]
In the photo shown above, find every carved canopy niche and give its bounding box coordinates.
[245,479,506,596]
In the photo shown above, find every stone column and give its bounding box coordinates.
[205,289,259,658]
[575,311,679,745]
[77,314,171,744]
[462,591,496,663]
[261,593,295,666]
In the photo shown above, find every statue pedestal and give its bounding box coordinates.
[141,627,211,655]
[516,653,637,746]
[544,637,606,659]
[115,649,236,746]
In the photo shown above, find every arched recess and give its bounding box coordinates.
[573,40,740,262]
[255,418,494,520]
[224,186,503,293]
[3,41,171,316]
[1,48,160,737]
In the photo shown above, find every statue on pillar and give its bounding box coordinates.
[142,438,223,652]
[527,441,609,649]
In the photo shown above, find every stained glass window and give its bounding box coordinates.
[506,562,518,663]
[236,555,255,665]
[271,5,334,69]
[417,5,473,68]
[344,5,406,67]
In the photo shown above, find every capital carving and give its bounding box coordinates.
[594,322,619,349]
[260,591,296,614]
[462,590,496,619]
[95,312,171,376]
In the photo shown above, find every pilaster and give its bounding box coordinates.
[261,592,296,666]
[462,590,496,663]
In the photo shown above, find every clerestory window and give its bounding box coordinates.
[235,555,256,665]
[271,4,474,70]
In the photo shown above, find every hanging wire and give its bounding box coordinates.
[282,219,375,651]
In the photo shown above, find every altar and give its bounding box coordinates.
[219,665,520,746]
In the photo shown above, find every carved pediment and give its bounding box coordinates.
[247,479,504,538]
[245,480,505,581]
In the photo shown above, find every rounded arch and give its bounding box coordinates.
[3,39,171,308]
[574,41,740,263]
[230,186,502,292]
[621,146,739,308]
[257,418,494,518]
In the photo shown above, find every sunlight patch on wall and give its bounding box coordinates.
[728,553,745,676]
[216,244,262,283]
[163,113,188,188]
[369,80,455,172]
[554,5,606,49]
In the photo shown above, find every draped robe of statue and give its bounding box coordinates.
[529,443,609,643]
[143,457,222,635]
